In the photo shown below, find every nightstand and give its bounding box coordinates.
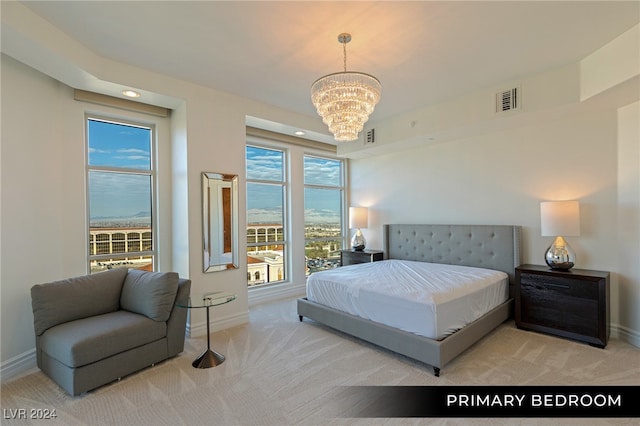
[515,264,610,348]
[340,249,384,266]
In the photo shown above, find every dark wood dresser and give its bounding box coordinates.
[515,264,610,348]
[340,249,384,266]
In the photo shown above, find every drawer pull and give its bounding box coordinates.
[543,282,570,290]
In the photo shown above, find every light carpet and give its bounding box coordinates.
[2,297,639,425]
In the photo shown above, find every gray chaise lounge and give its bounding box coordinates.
[31,268,191,396]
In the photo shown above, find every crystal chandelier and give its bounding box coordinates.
[310,33,382,142]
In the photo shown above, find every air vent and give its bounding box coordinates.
[496,87,519,112]
[366,129,375,144]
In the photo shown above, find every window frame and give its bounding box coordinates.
[303,154,347,274]
[85,114,158,273]
[245,132,347,295]
[245,143,289,287]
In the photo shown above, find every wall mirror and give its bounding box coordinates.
[202,172,239,272]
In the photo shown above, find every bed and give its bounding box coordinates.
[297,224,521,376]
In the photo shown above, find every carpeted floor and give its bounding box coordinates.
[2,297,639,425]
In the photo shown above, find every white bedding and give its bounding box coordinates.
[306,259,508,340]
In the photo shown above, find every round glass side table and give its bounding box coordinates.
[178,291,236,368]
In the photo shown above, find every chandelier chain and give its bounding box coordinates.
[343,39,347,72]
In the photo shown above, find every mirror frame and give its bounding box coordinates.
[202,172,239,272]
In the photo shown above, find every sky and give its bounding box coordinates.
[88,119,152,223]
[246,146,343,225]
[88,121,343,226]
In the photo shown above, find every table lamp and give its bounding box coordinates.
[349,207,368,251]
[540,200,580,270]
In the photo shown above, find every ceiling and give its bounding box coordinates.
[19,1,640,137]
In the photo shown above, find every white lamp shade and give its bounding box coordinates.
[540,201,580,237]
[349,207,368,229]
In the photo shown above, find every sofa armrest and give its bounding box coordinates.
[166,278,191,356]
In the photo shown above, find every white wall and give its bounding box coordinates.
[349,103,639,344]
[1,56,84,369]
[345,25,640,345]
[617,101,640,339]
[0,55,173,373]
[0,3,331,376]
[2,3,638,383]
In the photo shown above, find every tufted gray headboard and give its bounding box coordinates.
[383,224,521,287]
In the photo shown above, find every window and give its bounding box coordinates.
[246,145,287,287]
[86,117,155,273]
[304,155,345,275]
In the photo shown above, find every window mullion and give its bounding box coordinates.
[88,165,153,176]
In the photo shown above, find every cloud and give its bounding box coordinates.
[89,147,111,154]
[303,208,340,224]
[304,157,341,186]
[247,208,283,224]
[117,148,148,155]
[89,172,151,219]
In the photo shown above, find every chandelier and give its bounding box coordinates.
[311,33,382,142]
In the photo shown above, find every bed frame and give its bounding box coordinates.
[297,224,521,376]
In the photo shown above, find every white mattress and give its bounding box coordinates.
[306,259,509,340]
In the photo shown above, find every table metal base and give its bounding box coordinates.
[192,348,225,369]
[190,302,229,369]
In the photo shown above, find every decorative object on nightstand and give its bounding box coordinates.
[349,207,368,251]
[340,249,383,266]
[515,264,609,348]
[540,200,580,270]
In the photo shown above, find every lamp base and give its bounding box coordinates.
[351,229,366,251]
[544,236,576,270]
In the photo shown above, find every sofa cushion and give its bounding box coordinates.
[39,310,167,368]
[120,270,179,322]
[31,268,127,336]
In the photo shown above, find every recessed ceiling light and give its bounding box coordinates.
[122,89,141,98]
[294,130,306,136]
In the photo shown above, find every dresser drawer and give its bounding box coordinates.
[519,281,598,336]
[515,265,609,348]
[343,255,369,265]
[340,250,383,266]
[519,273,598,299]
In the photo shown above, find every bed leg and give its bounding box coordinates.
[299,315,303,322]
[433,367,440,377]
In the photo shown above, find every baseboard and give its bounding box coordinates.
[248,282,306,306]
[185,283,305,338]
[187,310,249,339]
[610,322,640,348]
[0,348,37,384]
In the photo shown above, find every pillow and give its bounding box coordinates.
[120,270,179,322]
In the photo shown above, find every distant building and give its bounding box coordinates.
[247,251,284,286]
[89,223,334,282]
[246,224,285,286]
[89,227,153,272]
[246,224,283,251]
